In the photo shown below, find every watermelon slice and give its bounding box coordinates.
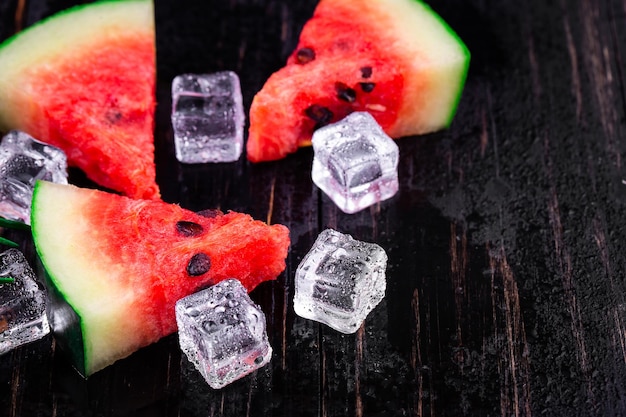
[31,180,290,376]
[0,0,160,199]
[247,0,470,162]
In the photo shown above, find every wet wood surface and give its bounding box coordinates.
[2,0,626,415]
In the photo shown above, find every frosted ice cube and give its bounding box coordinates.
[0,248,50,354]
[175,279,272,389]
[0,131,68,224]
[311,112,399,214]
[171,71,245,163]
[293,229,387,334]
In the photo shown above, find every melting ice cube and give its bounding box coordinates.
[293,229,387,334]
[175,279,272,389]
[0,131,68,224]
[311,112,399,214]
[0,248,50,354]
[171,71,245,163]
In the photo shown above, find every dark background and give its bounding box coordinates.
[2,0,626,416]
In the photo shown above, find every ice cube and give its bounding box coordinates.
[171,71,245,163]
[293,229,387,334]
[0,248,50,354]
[311,112,399,214]
[0,131,68,224]
[175,279,272,389]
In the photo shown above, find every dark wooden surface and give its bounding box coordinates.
[2,0,626,415]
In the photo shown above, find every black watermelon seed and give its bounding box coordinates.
[305,104,334,126]
[187,253,211,276]
[176,220,204,237]
[105,109,123,125]
[360,66,373,78]
[196,209,222,218]
[296,47,316,64]
[359,82,376,93]
[335,82,357,103]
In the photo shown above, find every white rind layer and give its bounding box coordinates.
[345,0,470,135]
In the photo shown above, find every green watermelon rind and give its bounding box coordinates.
[444,55,470,127]
[39,267,88,376]
[31,181,125,376]
[0,0,148,52]
[31,182,89,376]
[393,0,471,130]
[416,0,471,127]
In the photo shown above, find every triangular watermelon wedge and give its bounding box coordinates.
[247,0,470,162]
[0,0,160,199]
[31,180,290,376]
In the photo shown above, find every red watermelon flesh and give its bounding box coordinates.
[0,0,159,199]
[31,181,290,376]
[247,0,470,162]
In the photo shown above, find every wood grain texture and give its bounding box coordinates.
[0,0,626,416]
